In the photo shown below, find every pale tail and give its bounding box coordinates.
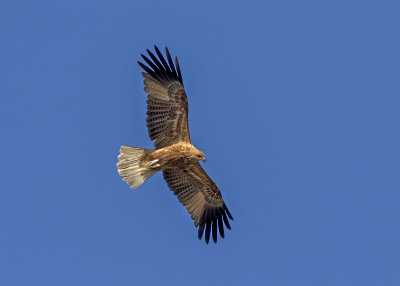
[117,146,157,189]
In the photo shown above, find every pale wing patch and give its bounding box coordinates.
[186,192,206,222]
[143,74,170,101]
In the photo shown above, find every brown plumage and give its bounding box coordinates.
[117,46,233,244]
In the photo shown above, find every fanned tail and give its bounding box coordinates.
[117,146,157,189]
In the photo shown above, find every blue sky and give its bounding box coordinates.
[1,0,400,285]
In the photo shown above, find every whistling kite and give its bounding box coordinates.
[117,46,233,243]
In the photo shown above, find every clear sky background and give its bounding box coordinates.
[1,0,399,285]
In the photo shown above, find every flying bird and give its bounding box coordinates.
[117,46,233,243]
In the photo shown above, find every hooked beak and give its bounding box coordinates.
[202,157,206,163]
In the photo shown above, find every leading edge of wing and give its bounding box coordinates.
[138,45,183,85]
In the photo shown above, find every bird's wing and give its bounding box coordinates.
[163,163,234,244]
[138,46,190,149]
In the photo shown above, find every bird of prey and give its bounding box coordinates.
[117,46,233,244]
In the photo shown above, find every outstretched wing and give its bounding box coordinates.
[163,164,234,244]
[138,46,190,149]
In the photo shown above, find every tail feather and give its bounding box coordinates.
[117,146,157,189]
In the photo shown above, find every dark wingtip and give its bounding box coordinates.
[218,215,225,238]
[222,212,231,230]
[205,222,211,244]
[198,221,205,240]
[175,56,183,84]
[197,205,233,244]
[153,45,162,58]
[165,47,177,76]
[139,46,182,85]
[224,203,234,220]
[212,215,218,243]
[137,61,151,74]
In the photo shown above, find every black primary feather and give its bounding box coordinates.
[165,47,177,76]
[140,54,166,81]
[154,45,172,76]
[197,205,233,244]
[146,49,165,72]
[218,215,224,238]
[222,212,231,230]
[212,216,218,243]
[175,56,183,84]
[198,221,205,240]
[138,46,183,85]
[205,220,211,244]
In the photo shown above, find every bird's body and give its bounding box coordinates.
[117,46,233,243]
[145,142,205,170]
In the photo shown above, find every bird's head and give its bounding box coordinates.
[192,148,206,163]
